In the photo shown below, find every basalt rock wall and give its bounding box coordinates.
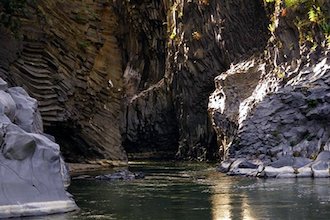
[209,1,330,177]
[120,0,268,159]
[0,0,127,163]
[0,0,269,161]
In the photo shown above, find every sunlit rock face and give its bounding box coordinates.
[120,0,269,160]
[210,55,330,178]
[0,79,78,218]
[209,0,330,177]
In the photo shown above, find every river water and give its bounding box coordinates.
[28,162,329,220]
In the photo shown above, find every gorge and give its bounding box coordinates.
[0,0,329,218]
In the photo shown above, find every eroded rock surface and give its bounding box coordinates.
[0,0,127,163]
[209,0,330,178]
[212,56,330,178]
[120,0,268,159]
[0,79,78,218]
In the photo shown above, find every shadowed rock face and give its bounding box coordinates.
[0,79,78,218]
[120,0,268,160]
[0,0,127,163]
[0,0,269,164]
[0,0,268,161]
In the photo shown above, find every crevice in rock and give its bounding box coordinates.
[44,123,104,163]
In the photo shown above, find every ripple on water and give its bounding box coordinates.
[27,162,330,220]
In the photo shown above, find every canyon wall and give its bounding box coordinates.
[120,0,268,159]
[209,0,330,177]
[0,0,268,161]
[0,0,127,163]
[2,0,328,169]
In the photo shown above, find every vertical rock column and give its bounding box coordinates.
[0,0,127,163]
[167,0,268,159]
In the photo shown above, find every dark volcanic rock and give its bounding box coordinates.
[95,170,145,181]
[209,0,330,177]
[0,1,127,163]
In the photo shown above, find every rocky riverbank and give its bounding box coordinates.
[0,78,78,218]
[209,1,330,178]
[0,0,329,178]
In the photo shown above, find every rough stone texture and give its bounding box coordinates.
[0,0,268,160]
[0,0,127,163]
[168,0,268,159]
[210,1,330,177]
[122,80,179,158]
[0,79,78,218]
[213,56,330,178]
[113,1,180,158]
[120,0,268,159]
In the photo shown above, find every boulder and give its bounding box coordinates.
[0,78,7,90]
[264,166,295,178]
[95,170,145,181]
[0,90,16,121]
[296,166,313,178]
[7,87,43,133]
[0,79,78,218]
[227,158,258,176]
[311,161,330,178]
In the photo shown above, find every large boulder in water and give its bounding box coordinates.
[0,79,78,218]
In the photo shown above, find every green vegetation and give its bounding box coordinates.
[265,0,330,46]
[307,99,318,108]
[77,40,91,52]
[271,130,282,140]
[192,31,202,41]
[0,0,28,34]
[293,151,301,157]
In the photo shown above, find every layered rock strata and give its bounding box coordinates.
[0,0,127,163]
[0,78,78,218]
[0,0,269,161]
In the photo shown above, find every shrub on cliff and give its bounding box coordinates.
[0,0,28,34]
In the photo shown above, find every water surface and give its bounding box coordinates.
[23,162,330,220]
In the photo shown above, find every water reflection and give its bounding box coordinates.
[11,162,330,220]
[209,172,330,220]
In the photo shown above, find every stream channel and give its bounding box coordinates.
[22,161,330,220]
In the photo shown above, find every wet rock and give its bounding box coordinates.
[296,166,313,178]
[311,161,330,178]
[226,158,259,176]
[217,160,233,173]
[276,173,297,178]
[264,166,295,178]
[228,168,257,176]
[96,170,145,181]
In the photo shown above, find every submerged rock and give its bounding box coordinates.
[95,170,145,181]
[0,79,78,218]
